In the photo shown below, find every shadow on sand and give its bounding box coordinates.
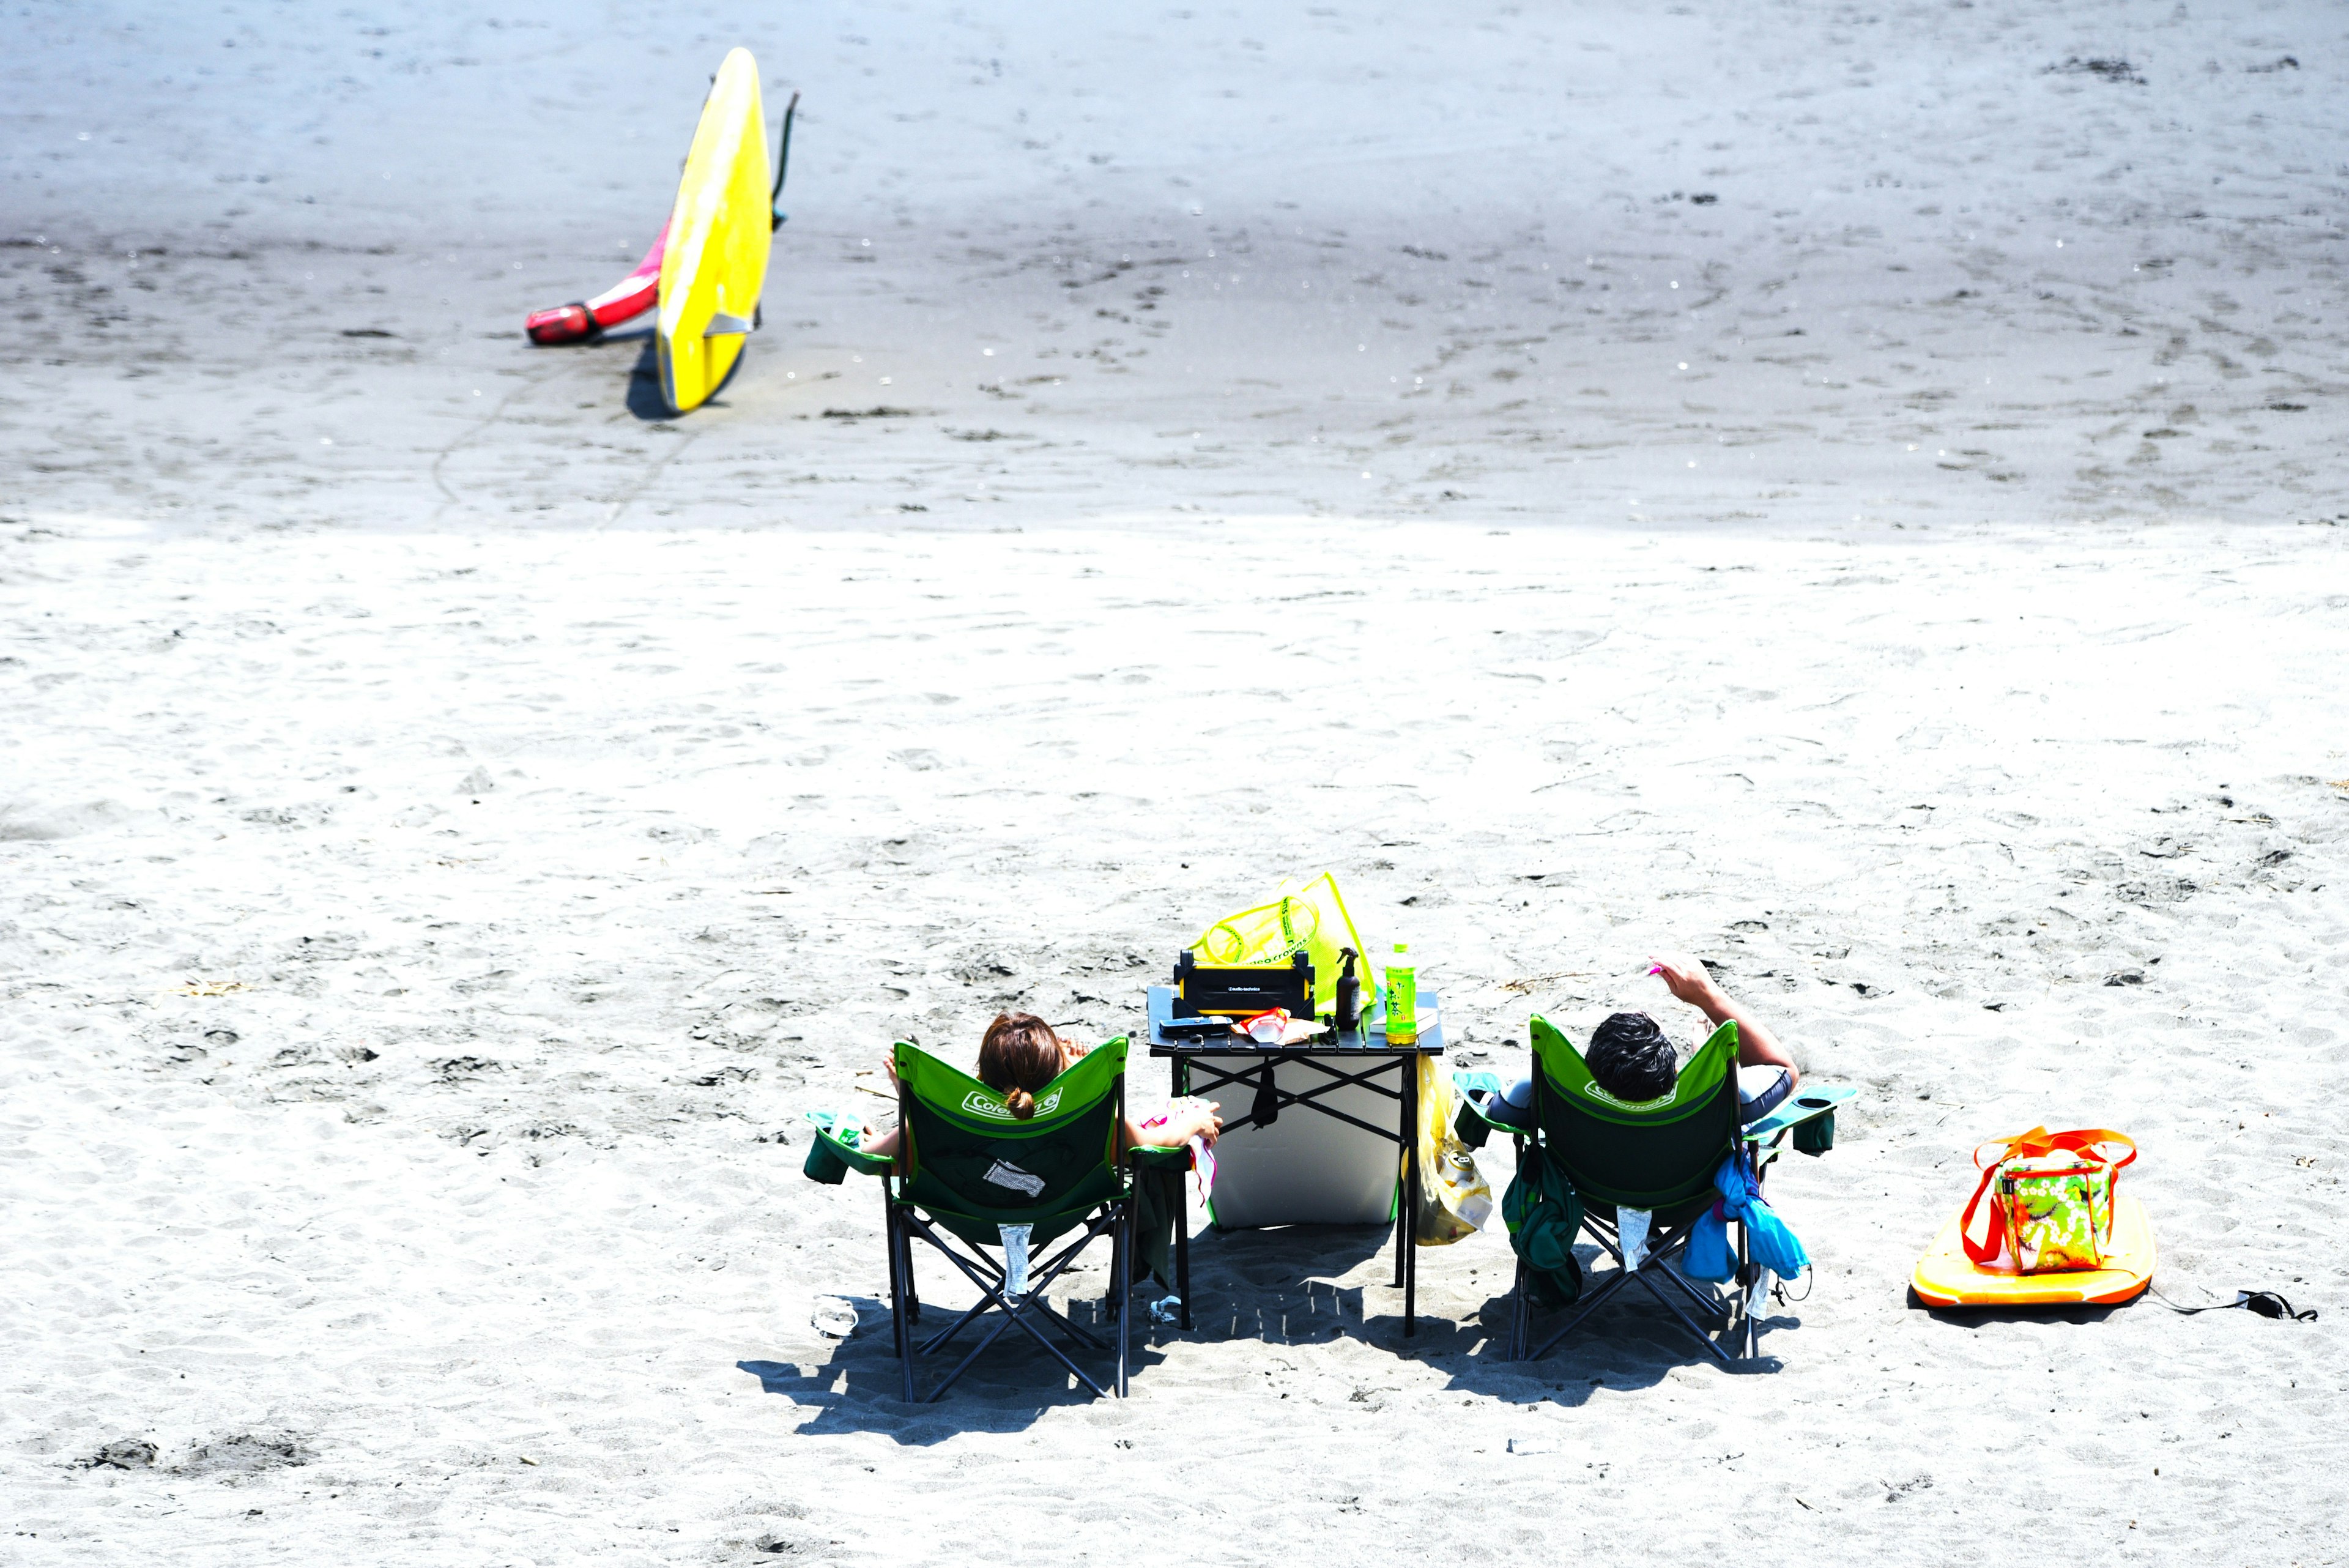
[737,1227,1797,1440]
[736,1224,1392,1442]
[595,327,745,420]
[1908,1284,2131,1328]
[1430,1262,1801,1410]
[737,1288,1163,1445]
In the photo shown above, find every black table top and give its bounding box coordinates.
[1142,984,1445,1057]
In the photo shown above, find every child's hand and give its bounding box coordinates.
[1646,953,1721,1012]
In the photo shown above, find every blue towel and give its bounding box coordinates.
[1685,1154,1810,1282]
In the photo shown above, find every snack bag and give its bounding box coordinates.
[1411,1057,1493,1244]
[1238,1008,1321,1046]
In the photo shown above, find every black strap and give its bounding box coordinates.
[771,90,799,231]
[1250,1063,1279,1129]
[2149,1287,2317,1321]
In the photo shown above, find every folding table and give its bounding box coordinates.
[1145,983,1445,1336]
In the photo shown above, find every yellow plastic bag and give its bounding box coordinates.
[1411,1057,1492,1245]
[1189,872,1380,1015]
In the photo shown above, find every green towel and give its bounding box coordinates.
[1503,1153,1584,1308]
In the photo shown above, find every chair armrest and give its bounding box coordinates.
[1742,1083,1856,1150]
[1127,1143,1195,1171]
[1450,1071,1507,1117]
[1449,1071,1511,1148]
[800,1109,897,1183]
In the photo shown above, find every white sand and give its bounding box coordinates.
[5,2,2347,1562]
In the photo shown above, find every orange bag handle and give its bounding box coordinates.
[1961,1128,2137,1265]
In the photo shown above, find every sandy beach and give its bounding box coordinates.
[6,2,2347,1562]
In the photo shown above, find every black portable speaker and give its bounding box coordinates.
[1173,949,1313,1018]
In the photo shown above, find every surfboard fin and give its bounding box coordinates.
[704,312,753,338]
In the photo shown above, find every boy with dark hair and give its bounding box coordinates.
[1492,953,1800,1126]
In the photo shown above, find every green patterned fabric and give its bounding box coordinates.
[1502,1143,1585,1307]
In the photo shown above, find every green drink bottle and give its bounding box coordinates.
[1384,943,1418,1045]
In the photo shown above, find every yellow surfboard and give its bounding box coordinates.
[1911,1193,2156,1307]
[656,48,772,415]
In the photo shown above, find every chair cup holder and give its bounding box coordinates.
[803,1135,851,1184]
[1792,1098,1836,1156]
[1453,1101,1491,1149]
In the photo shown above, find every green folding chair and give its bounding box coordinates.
[802,1037,1189,1402]
[1457,1017,1848,1365]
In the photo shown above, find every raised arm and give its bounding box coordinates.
[1647,953,1798,1086]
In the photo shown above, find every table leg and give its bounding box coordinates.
[1392,1057,1409,1290]
[1173,1055,1192,1332]
[1401,1055,1419,1337]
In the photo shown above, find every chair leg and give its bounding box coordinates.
[925,1291,1106,1361]
[910,1217,1109,1354]
[918,1296,1000,1357]
[1650,1249,1734,1326]
[1508,1256,1529,1361]
[893,1208,1135,1400]
[913,1242,1115,1401]
[1023,1296,1110,1351]
[1175,1175,1193,1332]
[1529,1227,1743,1363]
[992,1298,1112,1399]
[883,1196,901,1358]
[1106,1200,1126,1324]
[891,1203,922,1326]
[888,1206,916,1402]
[1625,1267,1735,1366]
[927,1307,1022,1402]
[1738,1214,1757,1360]
[1527,1264,1637,1361]
[1102,1205,1122,1325]
[1115,1202,1132,1398]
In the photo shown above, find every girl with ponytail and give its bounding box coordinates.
[975,1013,1067,1121]
[857,1012,1220,1156]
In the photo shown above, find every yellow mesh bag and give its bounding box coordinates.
[1189,872,1381,1013]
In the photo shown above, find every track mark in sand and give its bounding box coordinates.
[429,371,557,520]
[604,425,708,525]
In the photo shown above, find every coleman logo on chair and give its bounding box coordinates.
[963,1087,1062,1120]
[1581,1080,1681,1110]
